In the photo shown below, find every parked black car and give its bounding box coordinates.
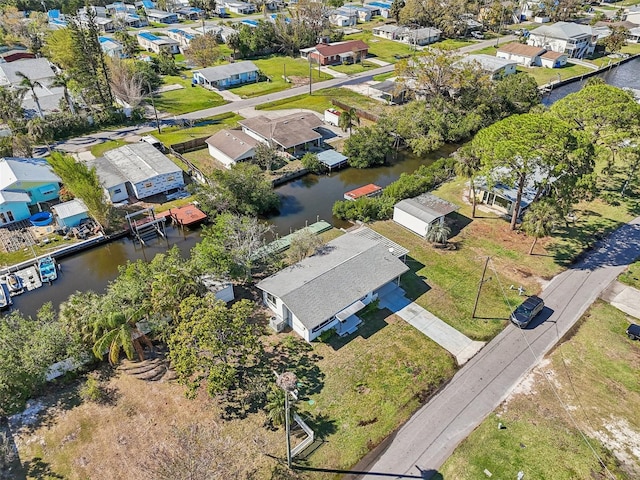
[627,324,640,340]
[510,295,545,328]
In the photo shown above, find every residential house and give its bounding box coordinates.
[496,42,546,67]
[238,112,324,154]
[527,21,597,59]
[106,2,137,15]
[0,48,35,63]
[205,129,259,168]
[370,80,406,104]
[223,1,256,14]
[192,61,259,89]
[372,24,402,40]
[47,9,68,29]
[197,24,237,42]
[457,54,517,79]
[145,8,179,23]
[393,193,459,237]
[0,157,61,226]
[329,8,358,27]
[137,31,180,54]
[540,50,568,68]
[51,199,89,228]
[166,28,198,51]
[0,58,65,117]
[629,27,640,43]
[301,40,369,66]
[91,143,184,203]
[474,168,548,216]
[366,1,392,18]
[625,6,640,24]
[114,11,148,28]
[99,37,126,58]
[396,27,441,46]
[352,5,373,22]
[176,7,202,20]
[240,19,259,28]
[257,232,409,341]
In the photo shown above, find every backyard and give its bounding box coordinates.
[344,31,414,63]
[155,74,227,115]
[257,87,387,115]
[440,300,640,479]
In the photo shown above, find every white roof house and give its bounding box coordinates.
[93,143,184,202]
[0,58,65,116]
[457,54,517,79]
[527,21,597,59]
[393,193,459,237]
[257,232,409,341]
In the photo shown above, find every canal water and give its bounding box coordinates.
[12,57,640,318]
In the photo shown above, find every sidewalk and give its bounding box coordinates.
[600,281,640,318]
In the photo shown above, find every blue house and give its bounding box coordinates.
[193,61,260,89]
[51,199,90,228]
[0,157,61,226]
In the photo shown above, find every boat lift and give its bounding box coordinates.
[125,208,166,245]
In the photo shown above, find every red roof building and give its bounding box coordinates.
[306,40,369,66]
[344,184,383,201]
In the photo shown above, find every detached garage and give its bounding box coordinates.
[393,193,459,237]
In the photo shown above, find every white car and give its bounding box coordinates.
[471,31,484,39]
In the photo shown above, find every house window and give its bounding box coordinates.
[39,186,56,196]
[145,182,153,188]
[167,176,175,182]
[0,212,6,224]
[266,292,277,307]
[114,188,122,194]
[6,211,14,222]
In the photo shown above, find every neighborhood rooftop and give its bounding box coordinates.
[239,112,323,149]
[395,193,459,225]
[0,157,60,189]
[497,42,546,57]
[206,129,258,159]
[194,61,259,83]
[458,54,515,73]
[530,21,595,40]
[100,143,180,185]
[256,233,409,331]
[0,58,55,85]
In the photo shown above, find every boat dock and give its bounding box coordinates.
[252,220,332,260]
[4,265,42,294]
[159,204,207,228]
[344,184,383,201]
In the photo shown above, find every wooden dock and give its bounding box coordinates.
[11,266,42,293]
[252,220,332,260]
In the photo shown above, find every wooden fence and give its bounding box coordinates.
[170,136,210,154]
[331,99,379,123]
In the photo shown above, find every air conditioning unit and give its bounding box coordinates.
[269,316,286,333]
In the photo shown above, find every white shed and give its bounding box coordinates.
[324,108,341,126]
[201,275,235,303]
[393,193,459,237]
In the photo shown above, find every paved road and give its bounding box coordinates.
[52,37,507,153]
[353,217,640,479]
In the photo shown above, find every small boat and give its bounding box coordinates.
[0,282,12,310]
[38,256,58,283]
[6,273,24,295]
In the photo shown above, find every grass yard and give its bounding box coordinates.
[300,312,457,472]
[469,45,499,56]
[517,63,593,85]
[155,74,227,115]
[619,260,640,290]
[622,42,640,55]
[432,38,475,50]
[181,148,227,176]
[372,71,395,82]
[256,87,385,114]
[153,112,243,146]
[329,60,380,74]
[229,55,327,99]
[440,301,640,479]
[344,31,414,63]
[90,139,128,157]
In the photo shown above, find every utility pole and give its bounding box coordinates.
[309,57,312,95]
[472,256,490,318]
[147,80,161,135]
[276,371,298,469]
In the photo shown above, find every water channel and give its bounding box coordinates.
[13,57,640,318]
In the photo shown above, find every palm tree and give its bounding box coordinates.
[26,117,51,152]
[521,201,562,255]
[425,221,451,246]
[15,71,44,119]
[454,145,481,218]
[338,107,360,135]
[50,73,76,115]
[92,310,153,365]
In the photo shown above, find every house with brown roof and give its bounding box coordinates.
[540,50,568,68]
[496,42,546,67]
[238,112,323,154]
[300,40,369,66]
[205,129,259,168]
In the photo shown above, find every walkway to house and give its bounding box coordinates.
[378,284,485,365]
[366,58,391,67]
[568,58,599,70]
[601,281,640,319]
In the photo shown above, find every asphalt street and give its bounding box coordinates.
[351,217,640,479]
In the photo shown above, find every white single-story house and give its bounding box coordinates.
[527,21,597,59]
[137,31,180,54]
[176,6,202,20]
[629,27,640,43]
[474,168,550,216]
[223,1,256,14]
[198,24,237,42]
[239,112,323,153]
[366,1,391,18]
[624,6,640,24]
[397,27,442,46]
[329,9,358,27]
[145,8,179,23]
[393,193,459,237]
[540,50,568,68]
[457,54,517,79]
[257,232,409,341]
[192,61,259,89]
[99,37,126,58]
[51,199,89,228]
[92,143,185,203]
[496,42,547,67]
[372,24,401,40]
[166,28,198,51]
[205,129,259,168]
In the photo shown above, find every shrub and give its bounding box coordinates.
[80,375,105,403]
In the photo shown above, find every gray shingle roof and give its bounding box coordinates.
[530,21,594,40]
[195,61,259,82]
[395,193,459,225]
[458,54,516,73]
[0,58,56,86]
[257,233,409,330]
[239,112,323,149]
[206,129,258,160]
[51,199,88,219]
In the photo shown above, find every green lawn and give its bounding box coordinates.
[155,74,227,115]
[153,112,243,146]
[301,311,457,471]
[517,63,593,86]
[329,60,380,74]
[344,31,414,63]
[468,45,499,56]
[432,38,475,50]
[441,301,639,479]
[372,71,395,82]
[622,42,640,55]
[229,55,328,98]
[256,87,384,114]
[90,139,128,158]
[619,260,640,290]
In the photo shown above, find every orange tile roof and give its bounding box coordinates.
[344,184,383,200]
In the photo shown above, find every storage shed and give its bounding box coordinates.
[51,199,89,228]
[393,193,459,237]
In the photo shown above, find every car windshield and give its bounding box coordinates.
[516,305,532,315]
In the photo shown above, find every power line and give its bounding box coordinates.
[488,258,616,480]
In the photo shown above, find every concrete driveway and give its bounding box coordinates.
[379,285,484,365]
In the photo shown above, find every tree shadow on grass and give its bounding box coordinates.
[22,457,65,479]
